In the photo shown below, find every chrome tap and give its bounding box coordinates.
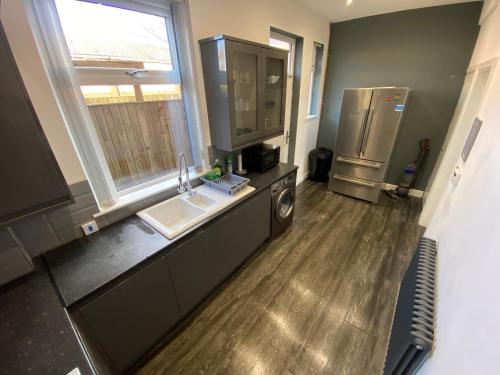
[178,153,194,195]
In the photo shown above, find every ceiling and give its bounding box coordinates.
[292,0,480,22]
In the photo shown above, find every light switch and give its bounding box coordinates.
[451,165,462,186]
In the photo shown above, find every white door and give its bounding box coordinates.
[420,65,493,227]
[423,72,474,204]
[266,31,295,162]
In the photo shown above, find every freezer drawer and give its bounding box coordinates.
[329,174,382,203]
[332,156,386,182]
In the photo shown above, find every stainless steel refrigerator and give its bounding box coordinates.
[328,87,410,203]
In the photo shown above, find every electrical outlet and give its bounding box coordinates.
[81,220,99,236]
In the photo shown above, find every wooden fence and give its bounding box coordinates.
[88,100,192,191]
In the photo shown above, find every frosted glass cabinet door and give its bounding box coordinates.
[227,42,261,146]
[263,50,287,136]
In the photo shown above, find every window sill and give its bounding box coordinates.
[94,167,209,218]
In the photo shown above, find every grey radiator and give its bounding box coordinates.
[383,237,437,375]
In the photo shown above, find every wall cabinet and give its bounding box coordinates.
[0,23,71,226]
[200,35,287,151]
[167,189,271,314]
[77,258,181,374]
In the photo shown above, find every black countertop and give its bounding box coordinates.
[44,163,298,308]
[246,162,298,190]
[0,266,93,375]
[44,217,169,308]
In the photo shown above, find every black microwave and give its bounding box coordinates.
[242,143,280,173]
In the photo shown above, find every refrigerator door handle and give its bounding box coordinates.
[357,108,370,151]
[336,156,382,169]
[361,108,375,157]
[333,174,377,188]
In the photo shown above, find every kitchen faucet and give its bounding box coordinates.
[178,153,194,195]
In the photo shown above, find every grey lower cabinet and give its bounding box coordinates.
[77,257,181,374]
[74,190,271,373]
[167,189,271,315]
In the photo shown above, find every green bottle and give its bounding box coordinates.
[213,159,222,178]
[226,155,233,174]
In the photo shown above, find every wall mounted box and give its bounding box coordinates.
[199,35,288,151]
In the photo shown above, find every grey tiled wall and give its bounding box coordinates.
[208,145,236,173]
[0,229,34,285]
[0,176,205,285]
[95,177,202,227]
[0,180,99,258]
[0,180,99,285]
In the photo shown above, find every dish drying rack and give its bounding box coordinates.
[200,174,250,195]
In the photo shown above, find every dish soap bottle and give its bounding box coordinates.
[213,159,222,178]
[226,155,233,175]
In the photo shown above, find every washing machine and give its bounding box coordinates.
[270,172,296,240]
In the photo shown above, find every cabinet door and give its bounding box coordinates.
[226,41,263,147]
[79,257,181,373]
[262,49,287,137]
[167,190,271,315]
[0,24,71,225]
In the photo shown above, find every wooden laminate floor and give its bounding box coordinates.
[138,180,423,375]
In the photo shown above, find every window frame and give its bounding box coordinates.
[62,0,182,87]
[26,0,207,209]
[307,41,324,117]
[269,30,295,77]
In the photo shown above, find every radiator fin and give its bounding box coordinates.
[383,237,437,375]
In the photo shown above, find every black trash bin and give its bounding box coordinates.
[308,148,333,181]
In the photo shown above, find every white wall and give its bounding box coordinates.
[419,1,500,373]
[0,0,86,185]
[187,0,330,182]
[1,0,328,186]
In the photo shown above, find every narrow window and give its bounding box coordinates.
[269,31,295,76]
[308,42,324,116]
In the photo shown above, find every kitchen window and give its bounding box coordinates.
[54,0,194,192]
[308,42,324,116]
[25,0,204,208]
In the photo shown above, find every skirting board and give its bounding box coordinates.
[382,183,424,198]
[296,170,309,185]
[296,173,424,198]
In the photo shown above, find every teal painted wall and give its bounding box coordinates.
[317,2,482,190]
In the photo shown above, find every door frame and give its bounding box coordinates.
[270,27,303,165]
[419,57,498,227]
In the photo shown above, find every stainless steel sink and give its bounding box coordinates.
[137,184,255,240]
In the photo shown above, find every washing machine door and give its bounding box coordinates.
[275,188,295,222]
